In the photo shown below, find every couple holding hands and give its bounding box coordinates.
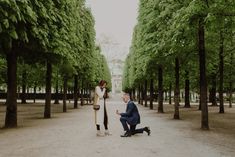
[93,80,151,137]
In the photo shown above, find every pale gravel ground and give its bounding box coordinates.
[0,94,234,157]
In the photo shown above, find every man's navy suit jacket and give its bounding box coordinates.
[120,101,140,125]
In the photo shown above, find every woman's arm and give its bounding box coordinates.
[95,86,106,98]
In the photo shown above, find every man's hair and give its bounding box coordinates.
[123,92,130,97]
[122,92,133,101]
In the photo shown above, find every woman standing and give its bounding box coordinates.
[93,80,111,136]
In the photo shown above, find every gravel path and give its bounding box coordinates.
[0,94,234,157]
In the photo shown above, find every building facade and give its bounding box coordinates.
[109,59,124,93]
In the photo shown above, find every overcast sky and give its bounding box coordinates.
[86,0,139,61]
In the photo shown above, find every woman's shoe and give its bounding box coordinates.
[96,130,105,137]
[105,130,112,136]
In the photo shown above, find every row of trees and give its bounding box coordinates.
[123,0,235,129]
[0,0,111,128]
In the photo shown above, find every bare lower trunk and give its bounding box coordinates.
[138,84,141,104]
[133,89,136,101]
[164,91,168,101]
[184,70,190,108]
[150,79,154,110]
[33,85,36,103]
[63,76,67,112]
[169,83,172,105]
[5,49,17,128]
[210,74,217,106]
[219,30,224,113]
[144,80,148,107]
[129,90,132,100]
[81,80,84,106]
[158,65,164,113]
[74,75,78,108]
[86,86,89,105]
[44,61,52,118]
[174,58,180,119]
[211,74,217,106]
[54,75,59,104]
[89,88,92,103]
[198,18,209,129]
[229,52,233,108]
[140,84,144,105]
[229,81,232,108]
[21,69,27,104]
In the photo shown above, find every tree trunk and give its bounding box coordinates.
[158,65,164,113]
[169,83,172,105]
[60,86,63,94]
[199,98,202,110]
[133,88,136,101]
[140,84,144,105]
[81,80,84,106]
[174,58,180,119]
[229,81,232,108]
[21,69,27,104]
[144,80,148,107]
[164,91,168,101]
[210,74,217,106]
[184,70,190,108]
[138,84,141,104]
[54,72,59,104]
[229,52,233,108]
[150,79,154,110]
[73,75,78,108]
[198,18,209,129]
[129,90,132,100]
[33,85,36,103]
[89,89,92,103]
[44,61,52,118]
[219,30,224,113]
[77,85,80,104]
[180,91,183,103]
[86,85,89,105]
[63,75,67,112]
[5,50,17,128]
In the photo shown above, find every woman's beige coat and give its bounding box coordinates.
[93,86,106,125]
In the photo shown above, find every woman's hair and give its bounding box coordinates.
[99,80,107,86]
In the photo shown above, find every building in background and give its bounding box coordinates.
[109,59,124,93]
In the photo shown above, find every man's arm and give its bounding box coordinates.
[120,102,135,117]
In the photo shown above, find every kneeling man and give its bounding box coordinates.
[116,93,150,137]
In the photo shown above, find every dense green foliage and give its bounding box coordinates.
[123,0,235,128]
[0,0,111,91]
[123,0,235,94]
[0,0,111,127]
